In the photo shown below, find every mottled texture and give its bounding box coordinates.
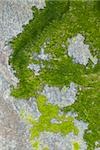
[33,115,88,150]
[0,0,45,149]
[0,0,45,51]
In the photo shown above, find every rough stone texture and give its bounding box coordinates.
[38,46,51,61]
[0,47,18,86]
[67,34,98,66]
[0,92,32,150]
[42,82,78,108]
[33,113,88,150]
[13,97,41,120]
[32,41,51,61]
[0,0,45,149]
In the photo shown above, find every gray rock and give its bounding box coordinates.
[42,82,78,108]
[33,116,88,150]
[28,64,41,75]
[0,0,45,149]
[13,97,41,120]
[38,46,51,61]
[32,45,51,61]
[67,34,98,66]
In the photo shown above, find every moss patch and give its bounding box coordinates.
[30,95,78,143]
[73,142,80,150]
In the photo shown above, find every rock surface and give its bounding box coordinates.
[0,0,45,149]
[67,34,98,66]
[42,82,78,108]
[28,44,51,75]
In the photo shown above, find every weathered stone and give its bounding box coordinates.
[42,82,78,108]
[67,34,98,66]
[0,0,45,149]
[28,64,41,75]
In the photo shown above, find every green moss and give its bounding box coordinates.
[10,0,99,99]
[64,72,100,150]
[10,1,100,149]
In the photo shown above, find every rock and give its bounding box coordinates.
[13,97,41,120]
[67,34,98,66]
[42,82,78,108]
[28,64,41,75]
[32,45,51,61]
[33,111,88,150]
[0,0,45,149]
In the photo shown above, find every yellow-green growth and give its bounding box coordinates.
[73,142,80,150]
[30,95,78,145]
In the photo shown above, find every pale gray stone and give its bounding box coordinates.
[42,82,78,108]
[32,45,51,61]
[67,34,98,66]
[28,64,41,75]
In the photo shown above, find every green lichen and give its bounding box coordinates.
[30,95,78,142]
[73,142,80,150]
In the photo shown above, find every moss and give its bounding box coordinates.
[10,0,100,149]
[64,72,100,150]
[10,0,99,99]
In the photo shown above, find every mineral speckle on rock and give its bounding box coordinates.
[38,46,51,61]
[42,82,78,108]
[0,93,33,150]
[67,34,98,66]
